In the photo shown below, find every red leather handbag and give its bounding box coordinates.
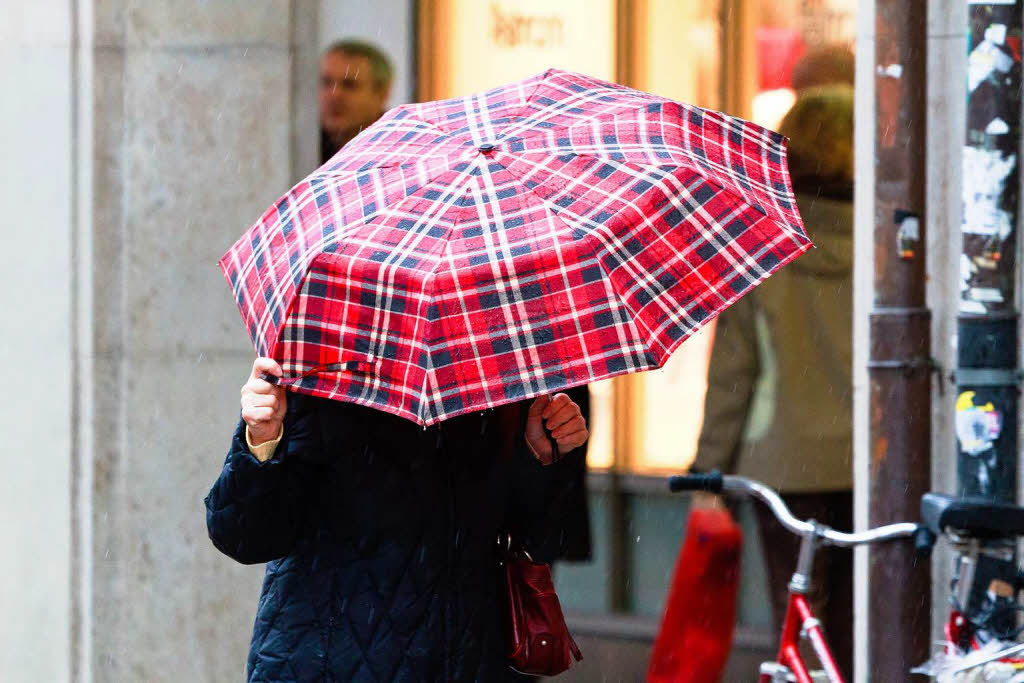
[500,535,583,676]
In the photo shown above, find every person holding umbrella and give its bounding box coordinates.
[207,69,811,681]
[208,357,587,681]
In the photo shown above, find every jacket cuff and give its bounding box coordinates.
[245,424,284,462]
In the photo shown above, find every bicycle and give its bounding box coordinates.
[912,492,1024,681]
[668,470,916,682]
[669,471,1024,682]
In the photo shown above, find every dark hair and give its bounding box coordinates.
[779,84,854,195]
[323,39,394,91]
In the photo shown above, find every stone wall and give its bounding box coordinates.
[83,3,318,680]
[0,2,319,681]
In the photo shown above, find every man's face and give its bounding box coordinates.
[320,52,389,138]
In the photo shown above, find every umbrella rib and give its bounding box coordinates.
[525,146,788,226]
[470,158,566,398]
[482,154,664,364]
[500,148,810,374]
[517,147,808,256]
[494,152,729,359]
[333,163,480,421]
[410,164,486,425]
[320,106,467,176]
[253,157,470,365]
[500,102,798,228]
[557,151,796,311]
[422,176,506,420]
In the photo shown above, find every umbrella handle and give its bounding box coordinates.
[545,427,560,463]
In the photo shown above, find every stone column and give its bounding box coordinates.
[852,3,876,679]
[0,3,74,681]
[74,2,318,681]
[925,0,968,653]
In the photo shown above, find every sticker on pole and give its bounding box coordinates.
[955,390,1003,455]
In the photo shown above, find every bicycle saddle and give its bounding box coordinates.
[921,493,1024,538]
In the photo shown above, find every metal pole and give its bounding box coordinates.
[953,0,1023,631]
[867,2,932,679]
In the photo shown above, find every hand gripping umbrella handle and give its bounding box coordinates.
[545,427,561,463]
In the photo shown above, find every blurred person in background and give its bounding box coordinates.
[320,39,393,163]
[791,44,855,92]
[693,81,855,677]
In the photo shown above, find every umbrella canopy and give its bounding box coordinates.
[220,68,811,426]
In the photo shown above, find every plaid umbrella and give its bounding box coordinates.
[220,69,810,426]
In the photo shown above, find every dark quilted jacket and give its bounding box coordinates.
[205,393,584,682]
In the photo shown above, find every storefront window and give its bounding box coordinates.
[606,0,723,474]
[417,0,617,100]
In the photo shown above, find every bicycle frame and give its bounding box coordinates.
[761,593,843,683]
[669,472,917,683]
[759,524,845,683]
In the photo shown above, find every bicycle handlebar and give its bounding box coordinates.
[668,471,723,493]
[668,472,919,548]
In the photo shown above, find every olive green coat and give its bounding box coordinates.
[693,194,853,493]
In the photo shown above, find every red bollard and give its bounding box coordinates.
[648,506,743,683]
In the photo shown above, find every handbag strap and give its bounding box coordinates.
[497,531,535,563]
[570,636,583,662]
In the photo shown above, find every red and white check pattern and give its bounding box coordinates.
[220,69,811,425]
